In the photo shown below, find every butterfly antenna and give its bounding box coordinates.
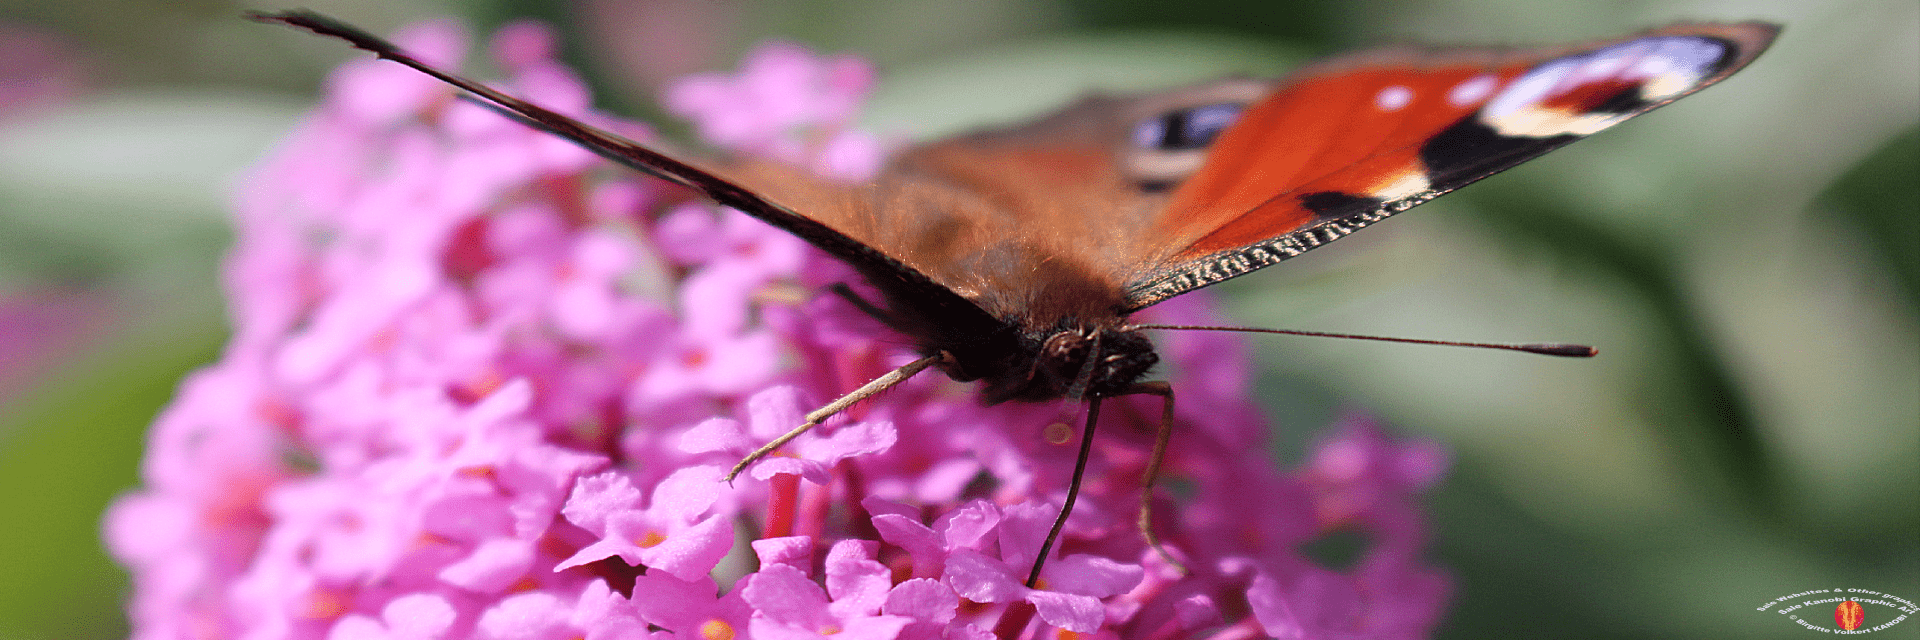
[1130,324,1597,357]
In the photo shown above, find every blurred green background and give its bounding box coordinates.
[0,0,1912,638]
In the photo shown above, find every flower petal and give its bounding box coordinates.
[1026,591,1106,634]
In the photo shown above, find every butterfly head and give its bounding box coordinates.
[967,319,1158,404]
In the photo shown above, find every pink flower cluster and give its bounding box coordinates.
[106,19,1452,640]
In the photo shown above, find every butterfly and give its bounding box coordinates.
[250,11,1779,585]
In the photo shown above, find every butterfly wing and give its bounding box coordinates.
[727,80,1280,330]
[250,10,1013,350]
[1121,22,1779,310]
[259,10,1778,340]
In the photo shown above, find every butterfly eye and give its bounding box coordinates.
[1132,103,1245,151]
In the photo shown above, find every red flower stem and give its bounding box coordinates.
[992,600,1037,640]
[797,472,829,539]
[764,473,800,538]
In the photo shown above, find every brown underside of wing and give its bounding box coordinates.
[721,90,1223,327]
[726,146,1149,329]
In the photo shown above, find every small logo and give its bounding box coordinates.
[1837,599,1866,631]
[1757,588,1916,634]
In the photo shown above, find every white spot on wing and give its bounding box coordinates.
[1370,170,1431,202]
[1486,110,1627,137]
[1648,37,1726,74]
[1575,40,1651,82]
[1375,85,1413,111]
[1571,54,1627,84]
[1484,59,1574,119]
[1637,37,1726,100]
[1448,74,1498,107]
[1479,36,1730,138]
[1632,55,1675,78]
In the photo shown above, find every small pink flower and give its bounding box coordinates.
[629,572,753,637]
[325,594,458,640]
[330,20,468,127]
[743,541,913,640]
[885,578,996,640]
[665,41,874,152]
[473,579,648,640]
[681,385,898,483]
[557,467,734,581]
[942,503,1144,634]
[868,497,1000,580]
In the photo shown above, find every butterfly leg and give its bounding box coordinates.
[725,352,950,483]
[1120,381,1185,575]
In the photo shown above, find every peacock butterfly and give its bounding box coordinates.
[249,10,1779,584]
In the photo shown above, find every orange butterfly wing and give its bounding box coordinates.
[1123,22,1779,310]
